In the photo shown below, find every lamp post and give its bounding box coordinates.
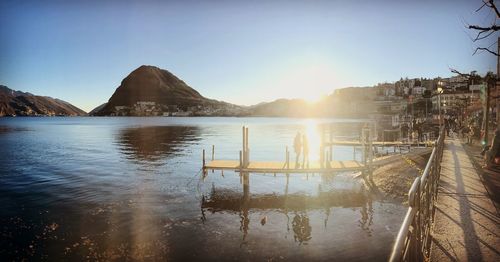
[437,83,444,130]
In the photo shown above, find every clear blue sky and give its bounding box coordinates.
[0,0,497,112]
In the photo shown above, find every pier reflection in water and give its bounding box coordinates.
[201,172,375,245]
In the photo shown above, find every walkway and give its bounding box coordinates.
[430,138,500,261]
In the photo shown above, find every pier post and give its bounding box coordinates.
[245,127,249,151]
[202,149,206,168]
[285,174,289,196]
[242,126,246,167]
[246,148,250,168]
[202,149,207,177]
[286,146,290,169]
[320,144,324,168]
[242,127,249,167]
[330,145,333,161]
[211,145,215,173]
[239,150,243,168]
[212,145,215,161]
[242,172,250,201]
[329,124,333,161]
[325,149,328,167]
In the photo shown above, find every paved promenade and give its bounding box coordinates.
[431,138,500,261]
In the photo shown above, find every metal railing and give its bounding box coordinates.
[389,128,445,261]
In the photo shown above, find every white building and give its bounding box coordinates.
[431,92,479,112]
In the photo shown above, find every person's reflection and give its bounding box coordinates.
[292,212,312,245]
[116,126,199,161]
[358,197,374,236]
[324,207,331,228]
[239,209,250,244]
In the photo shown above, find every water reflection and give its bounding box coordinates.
[201,181,373,245]
[359,198,374,236]
[201,187,368,211]
[116,126,200,161]
[0,125,30,134]
[292,213,312,245]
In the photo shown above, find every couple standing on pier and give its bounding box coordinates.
[294,132,309,168]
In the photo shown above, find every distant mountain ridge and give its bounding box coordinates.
[0,85,86,117]
[92,65,377,117]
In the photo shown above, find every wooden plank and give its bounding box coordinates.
[205,160,240,169]
[205,159,366,173]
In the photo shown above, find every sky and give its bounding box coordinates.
[0,0,498,112]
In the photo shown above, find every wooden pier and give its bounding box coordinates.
[201,125,429,175]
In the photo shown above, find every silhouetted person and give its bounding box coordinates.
[416,121,423,142]
[294,132,302,168]
[467,125,475,144]
[445,119,450,136]
[302,134,309,168]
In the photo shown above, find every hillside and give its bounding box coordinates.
[0,85,86,117]
[248,87,376,117]
[93,65,241,116]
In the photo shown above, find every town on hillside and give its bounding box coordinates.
[366,72,495,145]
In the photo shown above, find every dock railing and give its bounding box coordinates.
[389,128,445,262]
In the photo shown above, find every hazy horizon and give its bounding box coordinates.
[0,0,497,112]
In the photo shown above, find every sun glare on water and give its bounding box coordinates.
[303,119,321,161]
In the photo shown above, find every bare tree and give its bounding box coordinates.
[468,0,500,56]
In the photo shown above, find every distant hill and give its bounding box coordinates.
[248,87,376,117]
[93,65,239,116]
[249,99,314,117]
[88,103,106,115]
[0,85,86,117]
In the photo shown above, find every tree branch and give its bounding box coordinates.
[450,68,471,77]
[473,47,500,56]
[469,24,500,31]
[486,0,500,18]
[468,1,499,57]
[477,0,489,12]
[474,29,496,41]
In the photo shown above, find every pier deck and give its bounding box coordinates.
[204,147,432,174]
[205,159,365,173]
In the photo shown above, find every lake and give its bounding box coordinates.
[0,117,406,261]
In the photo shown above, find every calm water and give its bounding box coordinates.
[0,117,406,261]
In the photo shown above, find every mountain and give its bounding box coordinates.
[88,103,106,115]
[0,85,86,117]
[248,87,377,117]
[93,65,239,116]
[249,99,314,117]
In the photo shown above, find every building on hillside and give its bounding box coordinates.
[449,75,469,91]
[431,91,479,115]
[412,86,426,97]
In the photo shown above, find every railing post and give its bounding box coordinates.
[416,180,422,261]
[286,146,290,169]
